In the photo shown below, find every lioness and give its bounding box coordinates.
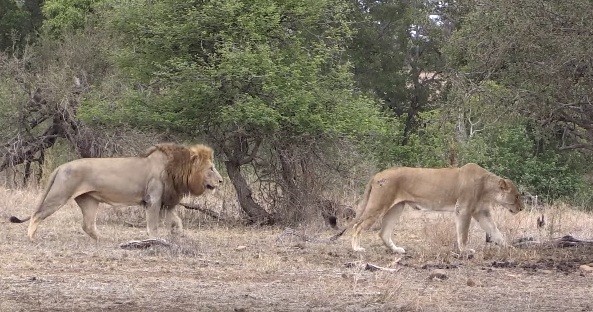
[337,163,523,254]
[10,143,223,240]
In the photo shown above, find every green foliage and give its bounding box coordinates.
[460,124,583,201]
[0,0,32,52]
[442,0,593,205]
[445,0,593,150]
[348,0,411,111]
[42,0,103,37]
[372,110,451,169]
[82,0,390,146]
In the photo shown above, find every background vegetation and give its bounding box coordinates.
[1,0,593,224]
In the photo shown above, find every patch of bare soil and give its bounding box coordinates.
[1,196,593,312]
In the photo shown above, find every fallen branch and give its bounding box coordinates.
[344,261,401,273]
[119,238,173,250]
[513,235,593,249]
[365,263,402,273]
[179,202,228,221]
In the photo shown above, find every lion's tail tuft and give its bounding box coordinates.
[9,216,29,223]
[330,179,374,241]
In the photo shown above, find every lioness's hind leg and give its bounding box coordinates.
[351,217,376,252]
[75,194,100,240]
[379,203,406,254]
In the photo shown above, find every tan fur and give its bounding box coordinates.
[346,163,523,254]
[10,143,223,240]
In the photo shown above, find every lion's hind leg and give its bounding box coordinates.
[27,193,70,240]
[379,203,406,254]
[74,194,100,240]
[162,206,183,235]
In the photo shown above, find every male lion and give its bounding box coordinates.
[337,163,523,254]
[9,143,223,240]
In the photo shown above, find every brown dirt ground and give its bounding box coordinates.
[1,189,593,312]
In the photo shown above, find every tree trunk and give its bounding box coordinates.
[224,160,272,224]
[402,58,424,146]
[278,149,300,205]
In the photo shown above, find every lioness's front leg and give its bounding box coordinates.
[473,210,507,247]
[454,206,473,253]
[379,203,406,254]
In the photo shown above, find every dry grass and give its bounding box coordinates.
[1,186,593,312]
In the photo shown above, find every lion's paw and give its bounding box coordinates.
[353,247,366,252]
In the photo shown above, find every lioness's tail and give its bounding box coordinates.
[330,179,373,241]
[8,168,60,224]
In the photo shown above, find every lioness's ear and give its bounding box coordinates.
[498,179,509,191]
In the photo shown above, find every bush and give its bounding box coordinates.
[460,124,585,202]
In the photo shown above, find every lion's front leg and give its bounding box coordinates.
[146,203,161,237]
[145,182,164,238]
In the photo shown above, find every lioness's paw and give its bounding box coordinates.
[453,248,475,259]
[353,247,366,252]
[391,247,406,254]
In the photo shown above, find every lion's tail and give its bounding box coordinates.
[9,215,30,223]
[8,168,60,224]
[330,179,373,241]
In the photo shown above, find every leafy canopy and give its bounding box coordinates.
[82,0,389,145]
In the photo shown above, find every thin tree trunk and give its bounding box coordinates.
[225,160,272,224]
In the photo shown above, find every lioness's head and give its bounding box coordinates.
[495,178,524,214]
[188,145,223,194]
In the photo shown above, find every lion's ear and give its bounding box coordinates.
[498,179,509,191]
[190,154,200,164]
